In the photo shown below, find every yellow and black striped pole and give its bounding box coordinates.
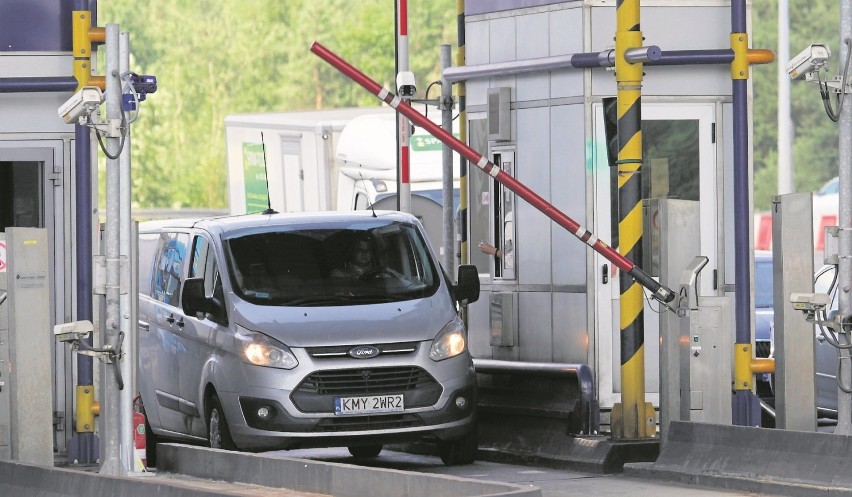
[610,0,655,440]
[456,0,468,269]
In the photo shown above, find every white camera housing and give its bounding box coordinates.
[787,44,831,80]
[790,292,831,312]
[58,86,105,124]
[54,320,94,344]
[396,71,416,98]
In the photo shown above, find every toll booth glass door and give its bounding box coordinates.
[593,103,717,409]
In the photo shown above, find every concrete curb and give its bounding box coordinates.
[0,458,260,497]
[623,421,852,497]
[158,443,541,497]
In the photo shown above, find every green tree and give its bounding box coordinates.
[752,1,841,210]
[98,0,455,210]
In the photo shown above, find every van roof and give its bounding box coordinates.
[138,210,417,233]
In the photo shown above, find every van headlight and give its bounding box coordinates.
[429,317,467,361]
[236,325,298,369]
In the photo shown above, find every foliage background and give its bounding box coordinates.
[98,0,455,209]
[752,1,841,210]
[100,1,842,211]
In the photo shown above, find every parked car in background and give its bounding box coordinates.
[754,251,774,400]
[761,255,842,422]
[813,264,840,419]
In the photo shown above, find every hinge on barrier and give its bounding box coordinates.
[93,255,129,295]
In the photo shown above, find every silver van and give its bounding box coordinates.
[137,211,480,465]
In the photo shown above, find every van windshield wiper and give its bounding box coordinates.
[278,294,399,306]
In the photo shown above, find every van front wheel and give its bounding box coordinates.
[348,444,383,458]
[437,429,477,465]
[207,394,236,450]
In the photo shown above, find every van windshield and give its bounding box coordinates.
[223,220,440,306]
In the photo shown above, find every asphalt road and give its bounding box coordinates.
[267,447,764,497]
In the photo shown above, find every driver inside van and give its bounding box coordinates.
[331,236,375,279]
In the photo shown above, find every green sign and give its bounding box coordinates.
[242,142,269,213]
[410,133,460,152]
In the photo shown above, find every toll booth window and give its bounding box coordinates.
[492,152,516,279]
[642,120,699,202]
[467,118,492,276]
[151,232,188,307]
[607,119,699,267]
[0,161,43,231]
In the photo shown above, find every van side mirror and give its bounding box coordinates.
[455,265,480,304]
[182,277,216,316]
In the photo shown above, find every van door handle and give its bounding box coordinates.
[138,321,150,332]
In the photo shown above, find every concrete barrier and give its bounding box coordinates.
[158,444,541,497]
[0,458,255,497]
[624,421,852,496]
[0,444,540,497]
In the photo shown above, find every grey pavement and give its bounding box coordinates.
[268,447,765,496]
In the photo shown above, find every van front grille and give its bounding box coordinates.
[291,366,443,413]
[296,366,436,396]
[305,342,419,359]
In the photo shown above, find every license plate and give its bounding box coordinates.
[334,394,404,415]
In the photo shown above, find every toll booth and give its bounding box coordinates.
[0,3,88,459]
[459,1,746,429]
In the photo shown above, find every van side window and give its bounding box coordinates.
[189,235,220,298]
[138,233,160,297]
[151,232,188,307]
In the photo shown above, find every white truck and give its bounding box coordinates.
[225,107,460,256]
[225,107,459,215]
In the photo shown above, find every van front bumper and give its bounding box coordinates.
[220,354,477,451]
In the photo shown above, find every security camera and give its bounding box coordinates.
[787,44,831,80]
[58,86,105,124]
[54,320,94,344]
[396,71,416,98]
[790,292,831,313]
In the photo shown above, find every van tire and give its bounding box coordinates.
[347,444,383,458]
[207,394,236,450]
[145,418,158,468]
[437,429,477,465]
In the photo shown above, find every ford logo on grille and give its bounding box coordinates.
[348,345,380,359]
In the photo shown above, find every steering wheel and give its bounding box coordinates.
[359,268,395,280]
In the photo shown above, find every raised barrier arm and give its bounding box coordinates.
[310,41,674,303]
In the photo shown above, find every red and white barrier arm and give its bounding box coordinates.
[310,41,674,303]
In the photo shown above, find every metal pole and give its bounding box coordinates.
[70,0,98,466]
[118,31,135,473]
[0,77,78,92]
[777,0,793,194]
[730,0,761,427]
[455,0,468,272]
[611,0,654,440]
[440,45,454,273]
[100,23,123,476]
[309,41,675,303]
[835,0,852,436]
[396,0,411,214]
